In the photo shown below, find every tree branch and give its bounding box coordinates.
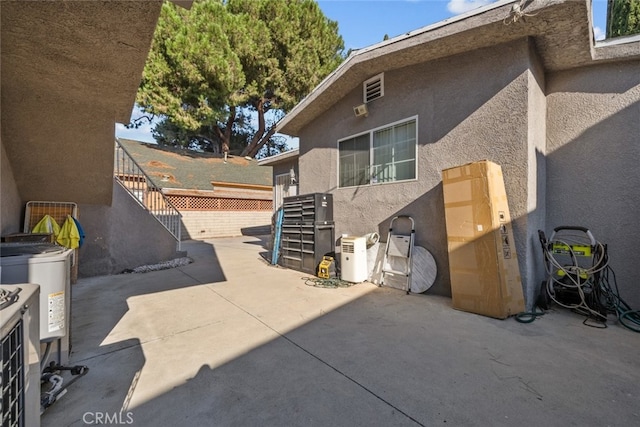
[246,125,277,158]
[126,113,156,129]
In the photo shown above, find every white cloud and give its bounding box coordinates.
[115,122,156,143]
[115,105,159,143]
[593,26,605,41]
[447,0,493,15]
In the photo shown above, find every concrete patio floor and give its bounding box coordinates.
[41,236,640,426]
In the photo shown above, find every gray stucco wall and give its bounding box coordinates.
[524,43,547,309]
[0,136,22,236]
[298,38,538,299]
[1,138,178,276]
[78,181,181,277]
[271,158,298,183]
[546,60,640,308]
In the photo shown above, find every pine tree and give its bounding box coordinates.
[607,0,640,38]
[135,0,344,158]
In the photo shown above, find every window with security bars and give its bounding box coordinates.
[1,319,25,427]
[339,117,417,188]
[363,73,384,103]
[165,196,273,211]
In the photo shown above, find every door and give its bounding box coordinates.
[274,173,297,211]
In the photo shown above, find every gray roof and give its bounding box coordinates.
[118,138,272,190]
[277,0,640,136]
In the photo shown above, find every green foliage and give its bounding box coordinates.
[607,0,640,38]
[136,0,344,157]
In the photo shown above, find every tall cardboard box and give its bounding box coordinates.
[442,161,525,319]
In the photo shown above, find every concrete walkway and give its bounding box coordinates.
[41,236,640,426]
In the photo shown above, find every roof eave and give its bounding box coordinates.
[257,149,300,166]
[277,0,601,137]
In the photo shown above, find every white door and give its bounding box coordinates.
[275,173,297,210]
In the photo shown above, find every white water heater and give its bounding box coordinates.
[1,243,72,366]
[341,236,367,283]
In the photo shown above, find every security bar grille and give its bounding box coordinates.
[114,139,182,249]
[1,319,25,427]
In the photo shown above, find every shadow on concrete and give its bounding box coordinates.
[40,240,223,425]
[40,234,640,427]
[128,287,640,426]
[41,57,640,427]
[241,224,272,236]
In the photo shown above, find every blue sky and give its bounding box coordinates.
[116,0,609,144]
[319,0,608,49]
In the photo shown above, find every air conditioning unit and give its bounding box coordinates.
[341,236,368,283]
[1,284,41,427]
[353,104,368,118]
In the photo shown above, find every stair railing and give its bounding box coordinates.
[114,138,182,250]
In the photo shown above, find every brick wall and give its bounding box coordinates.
[180,210,273,240]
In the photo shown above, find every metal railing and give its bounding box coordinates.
[114,138,182,249]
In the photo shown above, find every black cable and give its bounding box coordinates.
[619,310,640,333]
[596,265,640,333]
[532,230,640,332]
[302,277,356,288]
[515,307,545,323]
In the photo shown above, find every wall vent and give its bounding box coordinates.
[364,73,384,103]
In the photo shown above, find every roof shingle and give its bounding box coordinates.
[117,138,272,190]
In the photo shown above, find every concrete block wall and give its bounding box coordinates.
[180,211,272,240]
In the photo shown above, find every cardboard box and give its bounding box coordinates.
[442,161,525,319]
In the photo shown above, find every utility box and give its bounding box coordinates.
[442,160,525,319]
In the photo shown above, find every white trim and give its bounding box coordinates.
[257,148,299,166]
[337,115,419,189]
[595,33,640,47]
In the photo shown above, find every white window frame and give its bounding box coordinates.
[338,116,418,189]
[363,73,384,103]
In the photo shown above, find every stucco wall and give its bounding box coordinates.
[298,38,537,298]
[78,181,180,277]
[0,135,22,236]
[524,43,547,309]
[180,210,272,239]
[546,60,640,308]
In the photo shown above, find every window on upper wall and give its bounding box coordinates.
[363,73,384,103]
[338,117,417,188]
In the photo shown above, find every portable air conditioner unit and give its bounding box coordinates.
[340,236,368,283]
[1,284,41,427]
